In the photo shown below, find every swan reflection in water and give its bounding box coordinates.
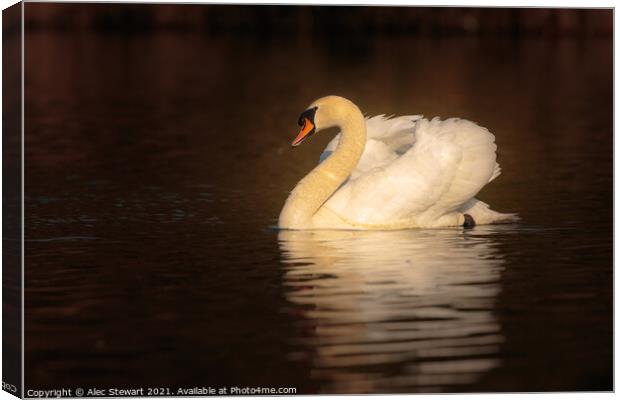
[278,227,508,393]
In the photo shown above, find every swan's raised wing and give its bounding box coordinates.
[324,117,500,227]
[320,115,422,179]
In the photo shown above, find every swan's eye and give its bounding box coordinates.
[297,106,318,127]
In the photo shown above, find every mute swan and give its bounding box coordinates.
[279,95,518,230]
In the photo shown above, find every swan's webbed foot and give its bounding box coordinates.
[463,214,476,229]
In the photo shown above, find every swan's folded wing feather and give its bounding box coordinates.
[435,118,498,204]
[319,114,422,176]
[324,117,499,226]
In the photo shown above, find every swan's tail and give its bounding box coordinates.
[459,198,519,225]
[489,162,502,182]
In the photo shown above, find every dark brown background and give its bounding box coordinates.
[21,3,612,394]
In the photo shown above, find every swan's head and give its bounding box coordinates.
[292,95,360,147]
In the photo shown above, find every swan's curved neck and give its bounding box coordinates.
[279,105,366,229]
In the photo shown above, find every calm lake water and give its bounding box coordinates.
[24,31,612,393]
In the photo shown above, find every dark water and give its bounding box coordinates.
[24,31,612,393]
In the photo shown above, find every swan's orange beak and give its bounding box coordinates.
[292,117,315,147]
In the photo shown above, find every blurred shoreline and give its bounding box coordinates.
[21,4,612,38]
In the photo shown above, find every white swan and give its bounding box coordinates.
[279,95,518,230]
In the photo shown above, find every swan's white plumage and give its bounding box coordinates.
[318,115,517,228]
[279,96,517,230]
[319,114,422,178]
